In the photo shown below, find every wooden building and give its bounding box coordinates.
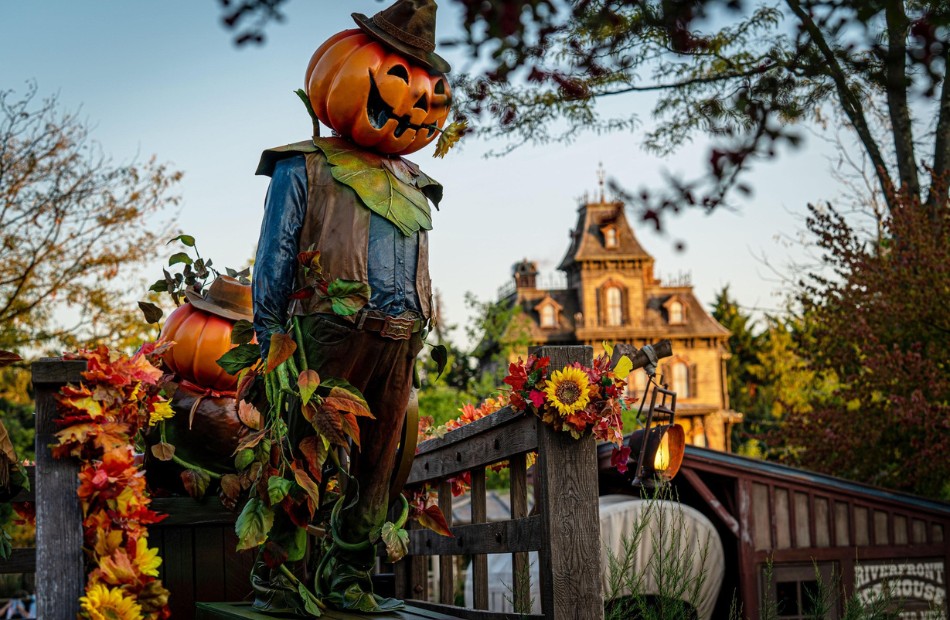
[489,186,741,451]
[667,446,950,619]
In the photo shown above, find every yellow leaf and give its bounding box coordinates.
[603,341,614,359]
[613,355,633,380]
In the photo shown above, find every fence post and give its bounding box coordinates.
[532,345,604,620]
[33,358,87,618]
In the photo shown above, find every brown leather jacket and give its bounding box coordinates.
[257,141,433,321]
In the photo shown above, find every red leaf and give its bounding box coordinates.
[292,462,320,507]
[235,429,266,452]
[324,395,374,419]
[297,370,320,405]
[266,333,297,374]
[181,469,211,500]
[0,351,22,369]
[417,504,453,538]
[297,250,321,271]
[341,412,361,448]
[298,436,326,482]
[313,405,347,447]
[289,286,316,301]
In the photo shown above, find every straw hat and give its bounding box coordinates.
[184,276,253,322]
[352,0,451,74]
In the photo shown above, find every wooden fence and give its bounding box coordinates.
[8,346,604,618]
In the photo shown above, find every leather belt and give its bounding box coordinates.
[354,309,425,341]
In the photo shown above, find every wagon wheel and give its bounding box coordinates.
[388,388,418,504]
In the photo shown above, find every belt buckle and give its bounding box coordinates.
[380,314,414,341]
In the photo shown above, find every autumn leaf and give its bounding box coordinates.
[181,468,211,500]
[324,396,372,420]
[266,333,297,374]
[297,369,320,405]
[417,504,453,537]
[433,119,468,159]
[291,462,320,506]
[322,379,370,411]
[150,442,175,462]
[0,351,21,369]
[613,355,633,380]
[138,301,163,324]
[235,497,274,551]
[234,448,255,471]
[238,400,262,431]
[219,474,242,510]
[235,429,266,452]
[298,436,327,482]
[380,521,410,562]
[340,412,361,448]
[313,405,347,447]
[315,138,434,236]
[296,250,322,274]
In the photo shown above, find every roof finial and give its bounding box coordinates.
[597,162,606,203]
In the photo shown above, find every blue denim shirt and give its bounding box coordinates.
[252,155,421,352]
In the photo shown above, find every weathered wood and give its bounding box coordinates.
[0,548,36,573]
[531,345,603,620]
[509,453,529,614]
[193,526,227,602]
[439,482,454,605]
[33,362,84,618]
[470,467,488,610]
[415,408,524,456]
[680,467,739,536]
[408,416,538,485]
[409,515,542,557]
[30,358,87,384]
[736,478,759,620]
[162,526,196,618]
[408,599,544,620]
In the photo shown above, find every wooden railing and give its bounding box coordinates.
[13,346,606,618]
[396,346,604,620]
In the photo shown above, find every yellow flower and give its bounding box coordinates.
[544,366,591,416]
[79,583,143,620]
[133,536,162,577]
[147,400,174,426]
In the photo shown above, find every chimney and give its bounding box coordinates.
[513,258,538,290]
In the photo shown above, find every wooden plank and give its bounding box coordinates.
[193,526,227,602]
[793,492,810,547]
[532,344,603,620]
[736,478,759,620]
[151,496,243,526]
[470,467,488,611]
[415,408,525,456]
[407,600,543,620]
[0,548,36,574]
[751,483,770,551]
[162,527,196,619]
[409,516,542,557]
[222,528,255,602]
[408,417,538,486]
[33,372,84,618]
[509,453,529,614]
[680,467,739,536]
[438,482,454,605]
[30,358,86,384]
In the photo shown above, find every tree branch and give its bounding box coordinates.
[928,44,950,212]
[884,0,920,199]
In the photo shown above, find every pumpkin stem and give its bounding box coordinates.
[294,89,321,139]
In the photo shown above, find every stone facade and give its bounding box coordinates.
[495,194,742,451]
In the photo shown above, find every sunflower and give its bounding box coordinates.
[544,366,591,416]
[79,583,143,620]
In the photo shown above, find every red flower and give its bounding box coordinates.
[611,445,631,474]
[503,359,528,391]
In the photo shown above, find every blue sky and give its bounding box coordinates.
[1,1,840,344]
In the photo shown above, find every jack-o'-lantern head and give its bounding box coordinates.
[305,0,452,156]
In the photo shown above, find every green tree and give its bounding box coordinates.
[711,286,761,417]
[0,84,181,355]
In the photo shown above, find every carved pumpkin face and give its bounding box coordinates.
[159,303,251,392]
[305,29,451,156]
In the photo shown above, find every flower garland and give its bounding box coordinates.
[503,347,635,446]
[54,344,173,620]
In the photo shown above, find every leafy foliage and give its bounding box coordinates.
[0,84,180,353]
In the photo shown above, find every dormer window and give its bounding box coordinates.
[535,296,563,329]
[540,304,557,328]
[669,300,685,324]
[603,226,618,249]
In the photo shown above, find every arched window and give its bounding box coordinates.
[540,304,556,328]
[604,227,618,248]
[673,362,689,397]
[669,301,684,324]
[605,287,623,326]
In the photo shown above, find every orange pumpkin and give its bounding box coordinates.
[159,303,247,391]
[305,29,451,156]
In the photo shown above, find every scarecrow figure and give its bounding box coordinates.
[251,0,452,613]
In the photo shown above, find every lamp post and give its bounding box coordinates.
[627,382,685,489]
